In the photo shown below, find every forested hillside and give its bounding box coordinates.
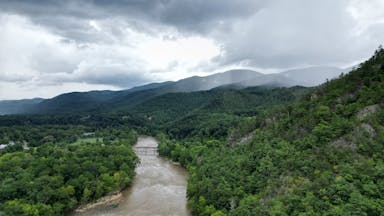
[0,47,382,215]
[0,85,308,215]
[0,98,43,115]
[158,48,384,215]
[0,123,139,215]
[131,86,309,139]
[0,67,341,115]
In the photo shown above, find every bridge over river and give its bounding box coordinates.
[133,146,158,156]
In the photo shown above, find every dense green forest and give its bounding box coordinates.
[132,86,309,139]
[0,84,307,215]
[0,124,139,215]
[1,48,383,215]
[158,47,384,215]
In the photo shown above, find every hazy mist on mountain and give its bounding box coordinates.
[0,66,349,115]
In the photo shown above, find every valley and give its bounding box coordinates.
[0,48,383,215]
[1,1,384,215]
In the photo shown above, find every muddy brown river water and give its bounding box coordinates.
[75,136,190,216]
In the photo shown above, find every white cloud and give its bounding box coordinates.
[348,0,384,33]
[0,0,384,99]
[212,0,378,69]
[138,36,221,75]
[0,14,221,99]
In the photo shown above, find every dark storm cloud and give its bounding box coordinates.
[2,0,379,69]
[1,0,384,99]
[156,0,265,33]
[211,0,384,68]
[0,0,264,35]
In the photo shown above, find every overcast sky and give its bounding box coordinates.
[0,0,383,99]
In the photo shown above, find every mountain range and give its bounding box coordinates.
[0,66,347,115]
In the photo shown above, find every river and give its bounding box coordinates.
[74,136,190,216]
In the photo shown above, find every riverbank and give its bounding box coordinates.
[74,192,123,213]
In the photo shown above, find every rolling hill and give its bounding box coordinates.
[0,66,347,115]
[158,47,384,215]
[0,98,44,115]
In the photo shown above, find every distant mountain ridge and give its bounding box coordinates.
[236,66,345,87]
[0,98,44,115]
[0,66,348,115]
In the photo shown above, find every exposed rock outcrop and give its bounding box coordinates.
[227,133,253,147]
[359,123,376,139]
[357,104,380,120]
[330,137,357,149]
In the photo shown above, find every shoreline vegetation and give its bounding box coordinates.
[73,192,123,213]
[0,128,139,215]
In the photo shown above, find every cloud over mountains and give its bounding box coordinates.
[0,0,383,99]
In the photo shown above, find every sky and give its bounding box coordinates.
[0,0,383,99]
